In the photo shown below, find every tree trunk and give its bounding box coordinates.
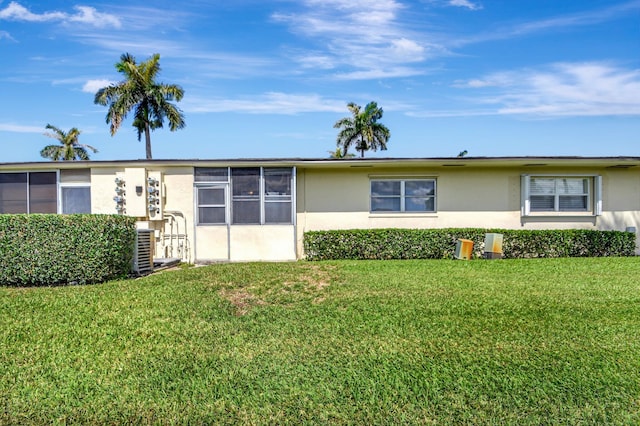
[144,123,152,159]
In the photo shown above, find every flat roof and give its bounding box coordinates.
[1,156,639,170]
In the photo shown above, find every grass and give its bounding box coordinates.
[1,257,639,424]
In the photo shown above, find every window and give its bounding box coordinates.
[522,175,601,216]
[195,167,294,225]
[61,187,91,214]
[0,170,91,214]
[264,168,292,223]
[195,167,228,182]
[198,187,227,224]
[370,179,436,213]
[232,168,261,224]
[0,172,57,213]
[196,168,228,225]
[0,173,28,213]
[59,169,91,214]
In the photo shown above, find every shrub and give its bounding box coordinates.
[303,228,636,261]
[0,214,137,286]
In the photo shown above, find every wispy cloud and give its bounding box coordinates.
[510,1,640,36]
[494,63,640,116]
[333,67,426,80]
[455,0,640,46]
[272,0,436,80]
[0,30,15,41]
[0,123,44,133]
[0,2,121,28]
[183,92,347,114]
[448,0,482,11]
[414,63,640,117]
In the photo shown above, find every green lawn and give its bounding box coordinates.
[1,258,639,424]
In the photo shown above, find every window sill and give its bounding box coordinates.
[523,211,595,218]
[197,223,295,227]
[369,212,438,219]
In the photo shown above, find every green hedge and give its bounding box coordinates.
[0,214,137,286]
[303,228,637,261]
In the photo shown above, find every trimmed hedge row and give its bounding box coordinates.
[0,214,137,286]
[303,228,637,261]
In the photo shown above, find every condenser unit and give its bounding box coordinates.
[133,229,154,275]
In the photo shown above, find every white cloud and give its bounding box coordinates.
[445,63,640,117]
[455,1,640,46]
[0,2,121,28]
[452,73,512,88]
[183,92,346,114]
[449,0,482,11]
[83,79,115,93]
[0,2,65,21]
[67,6,122,29]
[0,123,44,133]
[272,0,433,80]
[389,38,425,61]
[0,30,16,41]
[295,53,336,70]
[334,67,426,80]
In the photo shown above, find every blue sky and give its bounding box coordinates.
[0,0,639,162]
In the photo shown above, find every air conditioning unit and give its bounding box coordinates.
[133,229,154,275]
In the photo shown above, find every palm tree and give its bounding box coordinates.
[40,124,98,161]
[333,102,390,158]
[94,53,185,160]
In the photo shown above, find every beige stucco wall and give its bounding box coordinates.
[6,160,635,262]
[194,226,229,261]
[230,226,296,261]
[90,166,197,262]
[154,167,195,261]
[91,163,640,261]
[90,167,124,215]
[296,166,640,257]
[89,165,298,263]
[194,225,296,262]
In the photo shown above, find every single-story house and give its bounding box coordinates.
[1,156,639,263]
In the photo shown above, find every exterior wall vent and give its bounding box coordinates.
[133,229,154,275]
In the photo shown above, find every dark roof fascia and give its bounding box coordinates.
[1,156,639,170]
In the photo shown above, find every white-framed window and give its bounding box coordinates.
[0,170,90,214]
[59,169,91,214]
[195,167,294,225]
[197,185,227,224]
[521,175,602,216]
[195,167,229,225]
[370,179,436,213]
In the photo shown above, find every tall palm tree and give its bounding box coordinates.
[94,53,185,160]
[40,124,97,161]
[333,102,390,158]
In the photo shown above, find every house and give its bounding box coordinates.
[1,156,639,263]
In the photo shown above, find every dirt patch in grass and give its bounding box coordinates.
[218,263,338,315]
[218,288,266,316]
[282,264,334,290]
